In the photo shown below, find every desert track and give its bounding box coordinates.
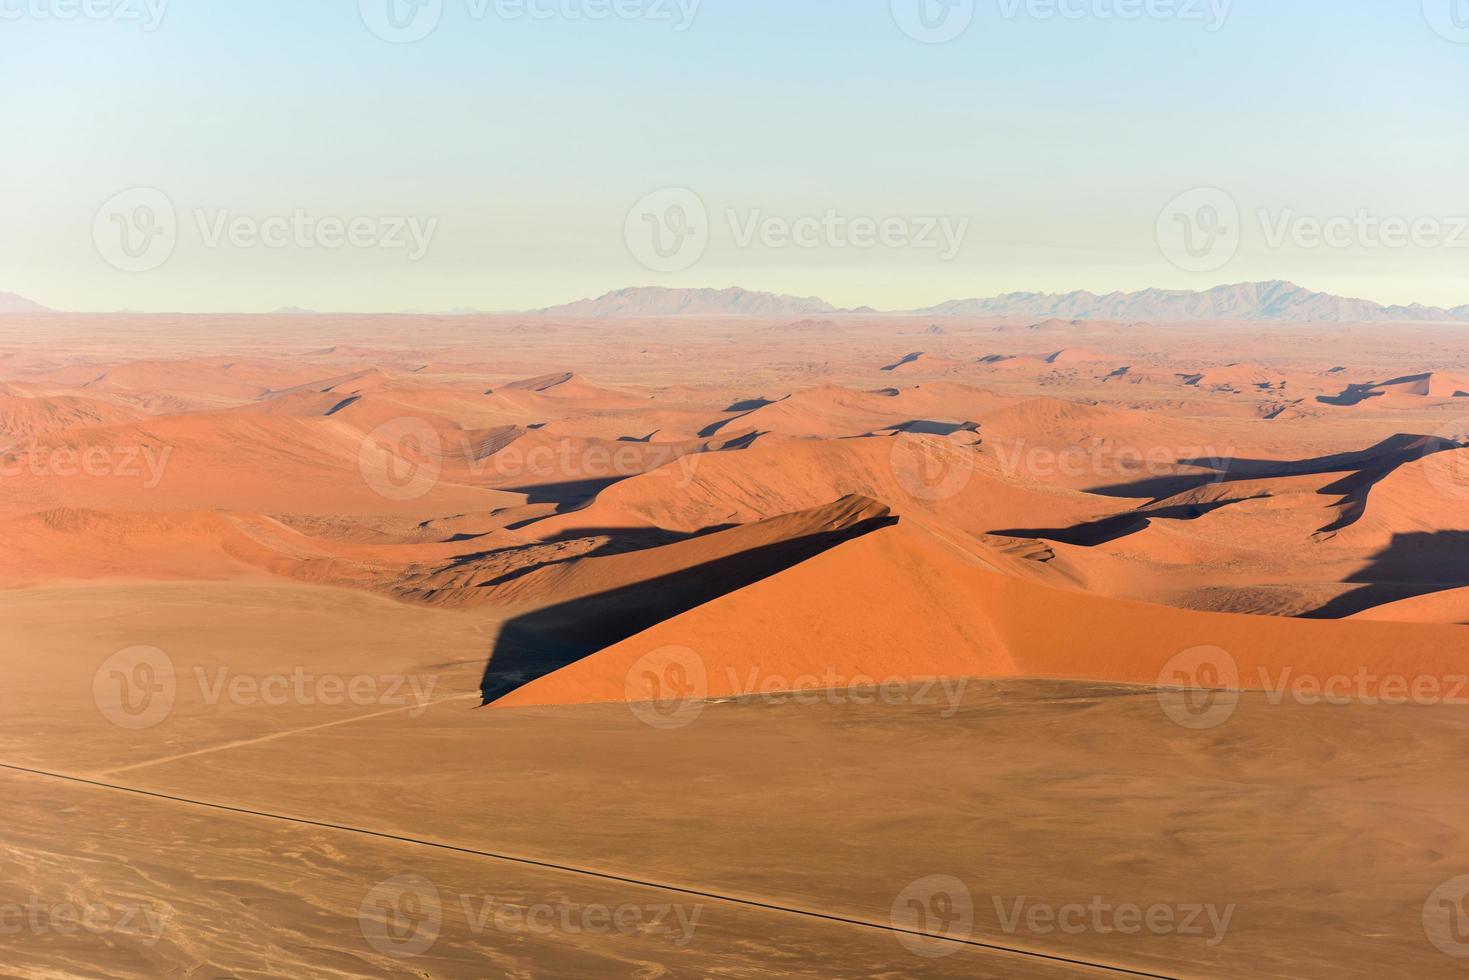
[0,761,1183,979]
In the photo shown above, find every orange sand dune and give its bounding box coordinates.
[1325,371,1469,406]
[0,386,146,440]
[497,508,1469,709]
[491,371,647,409]
[1180,362,1304,392]
[702,382,1004,440]
[1351,587,1469,625]
[0,411,512,517]
[82,356,342,404]
[880,351,966,374]
[406,494,895,611]
[526,431,1133,542]
[1372,372,1469,399]
[1046,347,1122,365]
[5,313,1469,980]
[1318,446,1469,548]
[0,507,482,587]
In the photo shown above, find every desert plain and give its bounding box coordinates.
[3,305,1469,977]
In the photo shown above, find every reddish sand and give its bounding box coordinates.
[5,311,1469,976]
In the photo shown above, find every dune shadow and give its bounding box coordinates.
[323,395,361,416]
[1304,531,1469,619]
[1085,434,1457,500]
[698,413,755,439]
[877,419,978,437]
[1317,385,1384,407]
[991,500,1250,547]
[1318,374,1469,406]
[882,352,924,372]
[724,398,774,412]
[479,513,899,704]
[503,478,629,513]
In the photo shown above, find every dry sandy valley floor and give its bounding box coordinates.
[4,311,1469,977]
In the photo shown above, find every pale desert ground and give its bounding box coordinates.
[4,311,1469,977]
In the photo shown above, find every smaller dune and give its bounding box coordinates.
[1045,347,1118,364]
[1322,371,1469,406]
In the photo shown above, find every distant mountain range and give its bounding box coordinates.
[538,286,838,318]
[539,282,1469,322]
[0,292,50,313]
[911,281,1469,322]
[7,281,1469,321]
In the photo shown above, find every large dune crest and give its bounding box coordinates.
[495,501,1469,710]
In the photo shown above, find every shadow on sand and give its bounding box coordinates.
[1304,531,1469,619]
[479,512,899,704]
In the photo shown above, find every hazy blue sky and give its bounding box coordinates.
[3,0,1467,311]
